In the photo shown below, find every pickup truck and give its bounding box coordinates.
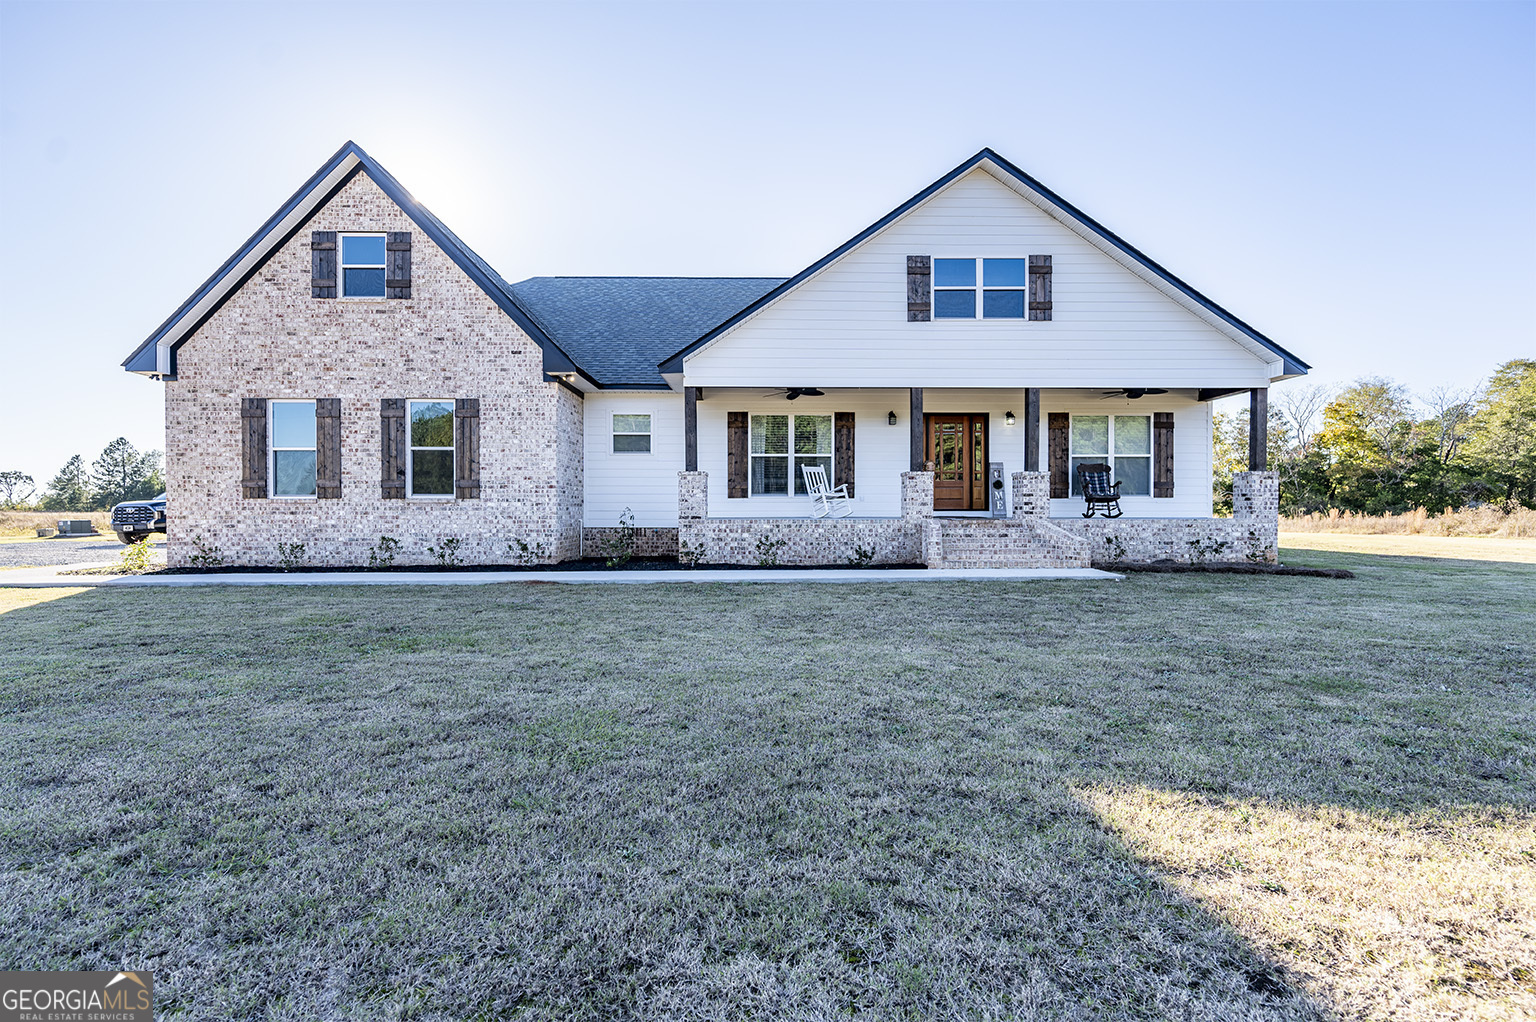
[110,493,167,545]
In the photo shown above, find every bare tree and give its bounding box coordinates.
[0,471,35,509]
[1419,382,1481,465]
[1274,383,1333,456]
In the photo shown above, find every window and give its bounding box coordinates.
[933,258,1027,319]
[270,400,317,497]
[1070,414,1151,496]
[612,413,652,453]
[750,414,832,496]
[408,400,454,497]
[340,234,387,298]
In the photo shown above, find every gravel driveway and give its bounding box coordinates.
[0,535,165,569]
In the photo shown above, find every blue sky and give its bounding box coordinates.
[1,0,1532,490]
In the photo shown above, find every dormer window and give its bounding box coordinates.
[933,258,1027,319]
[340,234,387,297]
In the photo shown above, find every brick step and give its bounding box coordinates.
[923,518,1091,569]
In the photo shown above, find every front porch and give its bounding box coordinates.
[677,468,1279,569]
[665,384,1279,568]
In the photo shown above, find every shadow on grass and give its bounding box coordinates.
[1,556,1532,1019]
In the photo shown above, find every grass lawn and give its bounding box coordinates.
[1,539,1532,1020]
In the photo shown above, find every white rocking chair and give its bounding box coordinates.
[801,464,853,518]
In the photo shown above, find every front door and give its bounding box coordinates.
[926,413,989,511]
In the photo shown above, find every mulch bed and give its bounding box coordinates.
[148,559,927,575]
[1095,560,1355,578]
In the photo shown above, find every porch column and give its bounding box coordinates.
[1248,387,1268,471]
[1023,387,1040,471]
[909,387,924,471]
[684,386,699,472]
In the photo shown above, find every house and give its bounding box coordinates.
[123,142,1305,569]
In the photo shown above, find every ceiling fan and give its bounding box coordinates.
[762,387,825,401]
[1101,388,1168,400]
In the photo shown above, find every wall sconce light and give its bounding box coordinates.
[887,411,898,426]
[1005,411,1016,426]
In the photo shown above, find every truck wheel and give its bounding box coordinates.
[115,531,135,545]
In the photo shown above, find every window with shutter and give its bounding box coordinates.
[241,398,268,498]
[1028,255,1052,321]
[1153,412,1174,497]
[316,398,342,499]
[380,399,406,499]
[454,398,480,499]
[386,232,412,299]
[310,233,336,298]
[906,256,931,321]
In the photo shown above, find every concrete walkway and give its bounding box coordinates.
[1,562,1121,587]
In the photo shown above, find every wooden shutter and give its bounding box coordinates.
[380,399,406,498]
[1028,255,1052,321]
[727,411,748,498]
[906,256,931,322]
[316,398,342,499]
[241,398,268,499]
[454,398,480,499]
[834,412,855,497]
[1153,411,1174,498]
[386,232,412,299]
[311,232,337,298]
[1048,412,1070,498]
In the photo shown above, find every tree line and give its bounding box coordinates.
[1214,358,1536,515]
[0,438,164,512]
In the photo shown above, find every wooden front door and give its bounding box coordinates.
[926,414,988,511]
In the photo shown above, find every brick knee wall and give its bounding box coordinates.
[1053,515,1278,565]
[582,527,680,559]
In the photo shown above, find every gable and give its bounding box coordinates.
[122,142,589,385]
[667,151,1307,388]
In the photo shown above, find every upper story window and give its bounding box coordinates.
[341,234,387,298]
[270,400,317,497]
[1070,414,1151,496]
[933,258,1027,319]
[612,413,652,453]
[751,414,832,496]
[408,400,454,497]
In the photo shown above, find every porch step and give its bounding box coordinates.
[923,517,1091,569]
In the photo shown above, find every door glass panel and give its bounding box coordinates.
[932,422,963,480]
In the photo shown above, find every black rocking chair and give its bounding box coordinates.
[1076,463,1123,518]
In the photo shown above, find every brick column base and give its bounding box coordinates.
[1011,471,1050,519]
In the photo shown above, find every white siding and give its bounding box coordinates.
[683,168,1275,389]
[583,392,684,528]
[585,388,1215,524]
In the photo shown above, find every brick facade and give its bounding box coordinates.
[164,172,581,567]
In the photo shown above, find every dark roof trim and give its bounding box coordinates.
[123,140,600,387]
[659,148,1309,377]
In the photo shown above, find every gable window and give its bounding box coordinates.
[1070,414,1151,496]
[270,400,317,497]
[340,234,387,298]
[933,258,1027,319]
[612,413,652,453]
[750,414,832,496]
[408,400,454,497]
